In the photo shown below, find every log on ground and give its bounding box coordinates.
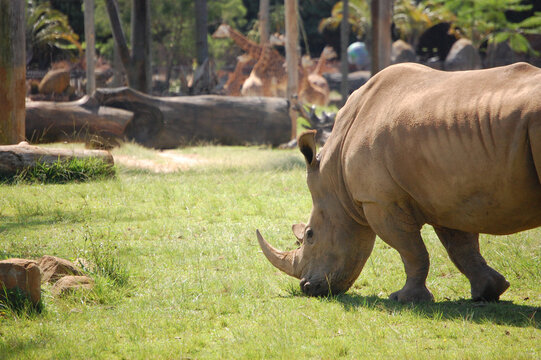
[25,96,133,148]
[94,87,291,148]
[0,142,114,177]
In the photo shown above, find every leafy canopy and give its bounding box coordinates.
[427,0,541,54]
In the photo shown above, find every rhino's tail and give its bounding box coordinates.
[529,118,541,184]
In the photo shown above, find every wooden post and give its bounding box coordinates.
[0,0,25,144]
[285,0,299,140]
[340,0,350,105]
[370,0,393,76]
[259,0,270,45]
[84,0,96,95]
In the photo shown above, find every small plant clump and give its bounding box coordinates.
[0,286,42,317]
[2,157,116,184]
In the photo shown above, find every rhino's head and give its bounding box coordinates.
[257,131,376,296]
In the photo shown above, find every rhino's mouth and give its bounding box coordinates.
[300,277,328,296]
[300,276,340,297]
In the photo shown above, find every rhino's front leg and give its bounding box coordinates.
[363,203,434,303]
[433,226,510,301]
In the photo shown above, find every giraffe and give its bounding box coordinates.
[241,44,274,97]
[213,24,289,97]
[299,46,336,106]
[224,54,256,96]
[214,23,334,103]
[212,24,262,60]
[241,44,293,98]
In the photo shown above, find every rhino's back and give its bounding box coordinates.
[336,63,541,234]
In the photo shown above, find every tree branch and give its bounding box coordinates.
[104,0,131,69]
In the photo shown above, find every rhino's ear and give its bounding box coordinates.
[292,223,306,244]
[298,130,317,167]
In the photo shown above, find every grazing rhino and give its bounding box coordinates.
[257,62,541,303]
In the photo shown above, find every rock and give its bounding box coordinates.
[444,38,482,71]
[38,68,70,95]
[38,255,83,284]
[324,71,370,93]
[0,259,42,306]
[392,40,417,64]
[51,276,94,296]
[485,41,516,68]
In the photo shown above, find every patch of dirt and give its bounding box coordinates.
[113,150,206,173]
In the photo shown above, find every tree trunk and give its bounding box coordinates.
[93,87,291,148]
[285,0,299,140]
[340,0,350,105]
[0,142,113,177]
[194,0,210,94]
[25,96,133,148]
[84,0,96,95]
[0,0,25,145]
[104,0,151,93]
[131,0,151,93]
[259,0,270,45]
[370,0,393,76]
[104,0,131,70]
[195,0,209,66]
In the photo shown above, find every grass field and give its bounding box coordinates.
[0,143,539,359]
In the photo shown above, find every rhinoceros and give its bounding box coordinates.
[257,62,541,302]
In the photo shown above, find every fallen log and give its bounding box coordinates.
[94,87,291,148]
[25,96,133,148]
[0,142,114,178]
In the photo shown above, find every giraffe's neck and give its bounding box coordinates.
[313,54,326,75]
[228,29,262,59]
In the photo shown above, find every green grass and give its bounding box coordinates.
[0,143,539,359]
[1,157,115,184]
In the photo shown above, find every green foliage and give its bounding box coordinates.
[2,157,116,185]
[93,0,246,69]
[427,0,541,54]
[26,0,82,66]
[393,0,446,46]
[318,0,371,40]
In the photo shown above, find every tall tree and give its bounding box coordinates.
[84,0,96,95]
[0,0,25,144]
[195,0,209,66]
[259,0,270,45]
[285,0,299,140]
[194,0,210,93]
[371,0,393,75]
[340,0,349,105]
[105,0,151,93]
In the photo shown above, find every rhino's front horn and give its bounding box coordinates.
[256,230,301,279]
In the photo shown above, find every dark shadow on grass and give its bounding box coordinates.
[281,284,539,328]
[333,293,541,329]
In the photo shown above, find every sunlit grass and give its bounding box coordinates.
[0,142,539,359]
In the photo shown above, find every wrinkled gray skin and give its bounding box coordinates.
[257,62,541,302]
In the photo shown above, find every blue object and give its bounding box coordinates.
[347,42,369,68]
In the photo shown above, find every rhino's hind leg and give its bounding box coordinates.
[433,226,510,302]
[364,203,434,303]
